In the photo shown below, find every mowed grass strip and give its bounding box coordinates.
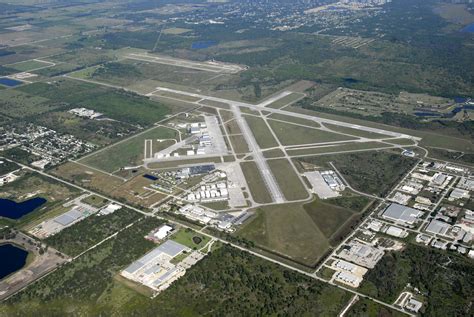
[268,120,357,146]
[287,141,386,156]
[266,93,305,109]
[229,134,250,153]
[240,161,272,204]
[79,126,177,173]
[243,115,279,149]
[238,203,330,266]
[267,159,308,201]
[303,198,355,241]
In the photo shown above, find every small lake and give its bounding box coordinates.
[460,23,474,33]
[0,244,28,280]
[0,77,23,87]
[191,40,218,49]
[0,197,47,220]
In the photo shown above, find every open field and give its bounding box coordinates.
[322,123,390,139]
[32,111,139,146]
[238,203,330,266]
[303,197,361,245]
[243,115,278,149]
[171,228,210,250]
[78,126,178,173]
[268,120,357,146]
[7,59,53,72]
[296,150,417,197]
[51,162,124,194]
[267,113,321,128]
[267,159,308,201]
[229,134,249,154]
[0,89,54,118]
[110,174,168,208]
[265,92,305,109]
[286,141,387,157]
[240,161,272,204]
[18,80,171,126]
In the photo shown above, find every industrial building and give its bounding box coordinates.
[122,240,190,292]
[381,203,424,226]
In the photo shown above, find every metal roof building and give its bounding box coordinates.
[382,203,423,225]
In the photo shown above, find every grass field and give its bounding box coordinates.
[17,80,171,126]
[303,198,357,244]
[238,203,330,266]
[262,149,285,158]
[286,141,387,157]
[267,113,321,128]
[171,228,210,250]
[323,123,390,139]
[297,150,417,197]
[229,134,249,153]
[51,162,124,194]
[243,115,279,149]
[0,89,53,118]
[266,93,305,109]
[79,126,178,173]
[7,60,52,72]
[240,161,272,204]
[268,120,357,146]
[267,159,308,201]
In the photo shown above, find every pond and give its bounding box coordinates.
[0,244,28,280]
[460,23,474,33]
[191,40,218,49]
[0,77,23,87]
[0,197,47,220]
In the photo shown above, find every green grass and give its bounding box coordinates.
[238,203,330,266]
[262,148,285,158]
[323,123,390,139]
[0,89,53,118]
[171,228,210,250]
[303,198,356,242]
[17,80,171,126]
[8,60,52,72]
[79,126,177,173]
[298,150,417,197]
[268,120,357,146]
[243,115,279,149]
[80,195,109,208]
[240,161,272,203]
[266,93,305,109]
[229,134,249,153]
[268,113,321,127]
[267,159,308,201]
[287,141,386,157]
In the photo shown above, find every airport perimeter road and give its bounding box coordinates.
[151,87,417,140]
[230,105,285,203]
